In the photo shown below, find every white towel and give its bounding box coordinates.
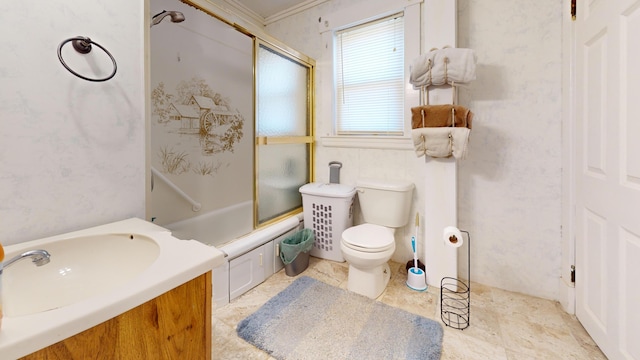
[410,48,477,89]
[411,127,471,159]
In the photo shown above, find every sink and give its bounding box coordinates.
[0,218,224,360]
[2,233,160,316]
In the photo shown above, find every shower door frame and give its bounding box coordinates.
[147,0,316,236]
[254,38,316,228]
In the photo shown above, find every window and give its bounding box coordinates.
[335,14,404,136]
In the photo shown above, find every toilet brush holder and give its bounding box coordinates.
[406,267,428,291]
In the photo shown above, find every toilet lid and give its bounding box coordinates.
[342,224,395,252]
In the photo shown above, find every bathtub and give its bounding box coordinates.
[164,202,304,306]
[0,218,224,359]
[166,200,255,248]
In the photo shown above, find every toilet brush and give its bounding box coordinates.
[406,214,428,291]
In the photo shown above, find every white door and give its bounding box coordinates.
[574,0,640,359]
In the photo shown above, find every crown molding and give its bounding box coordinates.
[223,0,328,26]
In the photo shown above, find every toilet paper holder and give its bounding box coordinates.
[440,229,471,330]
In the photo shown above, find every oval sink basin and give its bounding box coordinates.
[2,233,160,316]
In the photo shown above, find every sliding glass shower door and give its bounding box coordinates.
[149,2,255,244]
[255,42,314,225]
[149,0,314,243]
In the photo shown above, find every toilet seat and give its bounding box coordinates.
[342,224,395,253]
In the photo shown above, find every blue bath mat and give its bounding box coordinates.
[236,276,443,360]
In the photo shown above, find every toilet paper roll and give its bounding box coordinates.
[443,226,463,248]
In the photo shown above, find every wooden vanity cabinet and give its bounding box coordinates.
[21,272,212,360]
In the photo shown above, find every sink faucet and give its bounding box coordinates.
[1,249,51,273]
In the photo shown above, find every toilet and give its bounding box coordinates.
[340,179,414,299]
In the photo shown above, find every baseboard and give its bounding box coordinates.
[558,275,575,314]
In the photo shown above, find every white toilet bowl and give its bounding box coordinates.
[340,223,396,299]
[340,178,414,299]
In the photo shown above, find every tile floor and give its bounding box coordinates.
[212,257,607,359]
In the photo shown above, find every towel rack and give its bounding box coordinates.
[420,84,457,106]
[57,36,117,82]
[419,47,458,128]
[419,57,457,106]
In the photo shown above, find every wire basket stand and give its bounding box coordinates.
[440,230,471,330]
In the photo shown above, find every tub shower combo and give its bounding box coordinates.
[149,0,314,305]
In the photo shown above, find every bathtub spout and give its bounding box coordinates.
[1,249,51,273]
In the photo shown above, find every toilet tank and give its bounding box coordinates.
[356,179,414,228]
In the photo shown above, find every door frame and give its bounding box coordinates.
[560,0,577,314]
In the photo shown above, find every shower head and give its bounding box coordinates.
[151,10,185,27]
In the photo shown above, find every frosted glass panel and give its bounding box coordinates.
[258,144,309,223]
[149,1,254,245]
[256,42,313,225]
[257,45,309,137]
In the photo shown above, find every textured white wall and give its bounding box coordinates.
[456,0,563,299]
[0,1,146,245]
[0,0,564,300]
[266,0,563,300]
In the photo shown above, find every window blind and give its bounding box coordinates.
[335,14,404,135]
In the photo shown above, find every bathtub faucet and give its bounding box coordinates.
[1,249,51,273]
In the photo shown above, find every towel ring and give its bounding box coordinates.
[57,36,117,82]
